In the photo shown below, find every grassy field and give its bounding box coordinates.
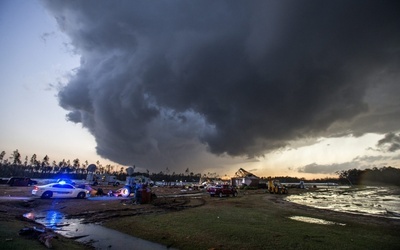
[105,192,400,250]
[0,187,399,249]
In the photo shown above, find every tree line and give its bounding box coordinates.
[0,149,126,178]
[0,149,204,182]
[337,166,400,186]
[1,149,399,185]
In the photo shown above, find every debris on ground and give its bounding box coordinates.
[19,226,57,248]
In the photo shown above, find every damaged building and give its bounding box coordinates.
[232,168,260,187]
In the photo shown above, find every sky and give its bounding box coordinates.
[1,0,399,179]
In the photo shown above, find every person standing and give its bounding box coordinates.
[135,181,143,204]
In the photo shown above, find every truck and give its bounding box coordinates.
[267,177,288,194]
[207,184,238,197]
[86,173,122,186]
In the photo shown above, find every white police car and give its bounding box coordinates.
[32,182,88,199]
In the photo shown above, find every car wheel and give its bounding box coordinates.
[41,191,53,199]
[219,192,223,198]
[77,192,86,199]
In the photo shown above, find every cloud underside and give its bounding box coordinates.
[43,1,400,171]
[298,155,395,175]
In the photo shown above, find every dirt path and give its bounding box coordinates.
[0,185,207,224]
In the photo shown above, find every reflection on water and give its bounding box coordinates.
[285,186,400,219]
[289,216,346,226]
[24,211,175,250]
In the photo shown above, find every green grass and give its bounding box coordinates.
[105,193,400,250]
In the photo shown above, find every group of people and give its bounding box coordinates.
[104,177,152,204]
[128,180,152,204]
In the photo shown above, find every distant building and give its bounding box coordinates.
[232,168,260,187]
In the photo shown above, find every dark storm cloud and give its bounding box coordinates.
[42,0,400,170]
[377,133,400,152]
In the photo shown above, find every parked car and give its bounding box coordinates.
[0,178,9,184]
[207,184,238,197]
[32,183,88,199]
[7,177,38,186]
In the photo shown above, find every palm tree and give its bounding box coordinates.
[0,151,5,163]
[59,159,66,168]
[73,158,80,173]
[43,155,49,165]
[13,149,21,165]
[52,161,57,173]
[24,156,28,166]
[106,164,111,174]
[30,154,37,166]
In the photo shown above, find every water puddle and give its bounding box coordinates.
[285,186,400,219]
[289,216,346,226]
[24,211,175,250]
[0,196,33,201]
